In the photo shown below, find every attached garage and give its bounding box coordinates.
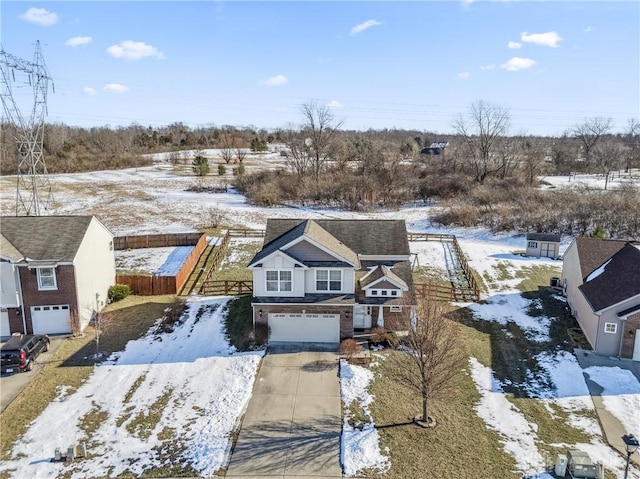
[269,313,340,343]
[0,309,11,339]
[31,305,71,335]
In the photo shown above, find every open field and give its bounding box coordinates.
[1,164,638,478]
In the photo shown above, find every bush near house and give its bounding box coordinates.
[108,284,132,302]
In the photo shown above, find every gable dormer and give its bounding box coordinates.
[360,265,409,298]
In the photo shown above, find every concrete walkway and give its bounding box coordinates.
[226,348,342,478]
[574,348,640,468]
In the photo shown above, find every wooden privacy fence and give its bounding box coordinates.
[116,233,208,295]
[451,238,481,301]
[114,232,203,250]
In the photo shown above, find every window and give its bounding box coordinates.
[391,291,398,296]
[528,241,538,249]
[266,270,292,292]
[316,270,342,291]
[371,290,378,296]
[37,267,57,290]
[604,322,617,334]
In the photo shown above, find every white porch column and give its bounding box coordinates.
[377,305,384,328]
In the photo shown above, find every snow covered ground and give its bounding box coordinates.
[1,163,638,477]
[0,297,263,479]
[339,359,389,476]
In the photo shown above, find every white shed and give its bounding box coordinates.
[526,233,561,259]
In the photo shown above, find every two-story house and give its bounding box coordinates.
[248,219,414,344]
[0,216,115,338]
[562,237,640,360]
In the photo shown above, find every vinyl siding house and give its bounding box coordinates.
[248,219,414,344]
[561,237,640,360]
[526,233,561,259]
[0,216,115,339]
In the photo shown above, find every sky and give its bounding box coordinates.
[1,1,639,136]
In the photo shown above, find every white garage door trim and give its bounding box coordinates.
[269,313,340,343]
[31,305,71,335]
[0,309,11,339]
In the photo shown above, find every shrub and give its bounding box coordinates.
[340,338,361,359]
[108,284,132,302]
[232,164,245,176]
[218,163,226,176]
[370,326,388,345]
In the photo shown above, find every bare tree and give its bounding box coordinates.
[300,101,343,181]
[234,137,248,164]
[518,136,549,185]
[570,117,612,163]
[453,100,511,183]
[591,141,627,190]
[281,123,311,176]
[218,128,235,164]
[389,298,464,425]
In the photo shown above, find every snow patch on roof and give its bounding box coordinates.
[585,258,612,282]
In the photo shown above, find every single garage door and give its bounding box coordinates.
[31,305,71,335]
[0,309,11,339]
[269,313,340,343]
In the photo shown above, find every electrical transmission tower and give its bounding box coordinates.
[1,41,54,216]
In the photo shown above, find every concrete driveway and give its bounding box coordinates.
[226,347,342,478]
[0,336,66,413]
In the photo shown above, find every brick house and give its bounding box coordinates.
[0,216,115,338]
[561,237,640,360]
[248,219,414,344]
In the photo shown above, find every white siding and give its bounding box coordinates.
[73,218,115,330]
[562,240,599,349]
[252,253,304,297]
[304,268,354,294]
[0,262,20,308]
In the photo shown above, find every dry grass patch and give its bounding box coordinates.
[213,239,261,281]
[368,345,520,479]
[125,389,173,440]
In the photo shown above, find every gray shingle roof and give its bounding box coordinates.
[359,264,408,290]
[252,294,355,305]
[1,216,95,262]
[527,233,561,242]
[262,219,410,257]
[579,243,640,312]
[574,237,627,281]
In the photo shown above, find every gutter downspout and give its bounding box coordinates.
[618,316,628,359]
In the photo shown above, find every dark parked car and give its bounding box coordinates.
[1,334,50,374]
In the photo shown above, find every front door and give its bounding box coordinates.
[353,306,372,329]
[634,330,640,362]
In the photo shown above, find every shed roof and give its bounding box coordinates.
[526,233,561,242]
[0,216,97,262]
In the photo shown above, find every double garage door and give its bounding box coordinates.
[269,313,340,343]
[31,305,71,335]
[0,309,10,339]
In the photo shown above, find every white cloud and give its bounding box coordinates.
[584,26,594,33]
[458,72,470,79]
[107,41,165,60]
[521,31,562,47]
[480,64,496,71]
[350,19,382,36]
[326,100,343,108]
[508,41,522,49]
[19,7,58,26]
[83,87,96,96]
[65,36,92,47]
[103,83,129,93]
[262,74,288,87]
[501,57,536,71]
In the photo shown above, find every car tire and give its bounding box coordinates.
[25,361,33,372]
[44,340,50,352]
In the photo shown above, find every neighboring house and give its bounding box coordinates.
[526,233,561,259]
[248,219,414,344]
[561,237,640,360]
[0,216,115,339]
[420,141,449,156]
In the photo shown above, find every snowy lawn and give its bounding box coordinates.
[339,359,389,477]
[0,297,263,479]
[115,245,193,276]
